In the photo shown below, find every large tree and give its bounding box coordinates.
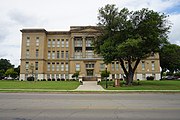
[94,4,171,85]
[160,44,180,78]
[0,58,14,79]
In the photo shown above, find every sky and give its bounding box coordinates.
[0,0,180,67]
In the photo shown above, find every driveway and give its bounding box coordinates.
[76,81,104,91]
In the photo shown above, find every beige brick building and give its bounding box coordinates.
[20,26,161,81]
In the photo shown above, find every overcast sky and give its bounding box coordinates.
[0,0,180,67]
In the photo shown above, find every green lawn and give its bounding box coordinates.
[0,80,80,90]
[100,80,180,90]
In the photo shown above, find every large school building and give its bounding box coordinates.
[20,26,161,81]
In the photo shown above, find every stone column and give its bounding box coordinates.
[71,37,74,58]
[82,36,86,58]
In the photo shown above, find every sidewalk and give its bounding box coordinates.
[75,81,105,91]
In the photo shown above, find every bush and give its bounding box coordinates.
[61,78,65,81]
[42,79,46,81]
[146,76,154,80]
[57,78,60,81]
[47,78,51,81]
[27,76,34,81]
[52,78,55,81]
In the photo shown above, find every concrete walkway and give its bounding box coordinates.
[76,81,105,91]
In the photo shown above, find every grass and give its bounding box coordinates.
[100,80,180,90]
[0,80,80,90]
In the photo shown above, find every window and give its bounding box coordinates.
[100,63,105,70]
[111,62,115,71]
[36,49,39,58]
[47,63,50,71]
[35,62,38,70]
[48,39,51,47]
[65,63,68,71]
[52,74,54,79]
[57,51,60,59]
[57,39,60,47]
[65,74,69,79]
[142,61,145,70]
[75,64,80,71]
[47,74,50,79]
[74,38,82,47]
[56,74,59,79]
[26,49,29,58]
[25,62,29,70]
[86,39,92,47]
[116,74,119,79]
[61,63,64,71]
[86,63,94,68]
[52,63,55,71]
[112,74,115,79]
[152,61,155,71]
[56,62,59,71]
[26,37,30,46]
[116,62,119,70]
[52,51,55,59]
[61,39,64,47]
[36,37,39,46]
[66,51,68,58]
[48,51,51,59]
[61,51,64,58]
[61,74,64,79]
[66,39,69,47]
[52,39,55,47]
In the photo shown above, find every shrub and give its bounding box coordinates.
[42,79,46,81]
[47,78,51,81]
[61,78,65,81]
[52,78,55,81]
[27,76,34,81]
[57,78,60,81]
[146,76,154,80]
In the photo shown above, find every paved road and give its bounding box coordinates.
[0,93,180,120]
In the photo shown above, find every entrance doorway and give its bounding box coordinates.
[86,69,93,76]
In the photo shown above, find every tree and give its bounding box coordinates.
[5,68,18,79]
[94,4,171,85]
[0,59,14,79]
[160,44,180,78]
[0,59,14,72]
[101,70,110,79]
[72,71,79,80]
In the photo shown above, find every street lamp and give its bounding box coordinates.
[105,64,108,88]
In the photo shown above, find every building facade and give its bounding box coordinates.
[20,26,161,81]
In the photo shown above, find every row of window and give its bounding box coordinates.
[74,39,92,47]
[25,62,38,71]
[47,74,69,79]
[26,37,39,47]
[48,51,69,59]
[48,39,69,48]
[47,62,68,72]
[26,49,39,58]
[74,51,94,58]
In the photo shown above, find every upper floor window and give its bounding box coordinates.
[61,62,64,71]
[111,62,115,71]
[74,38,82,47]
[48,51,51,59]
[56,62,59,71]
[66,51,68,59]
[75,50,82,58]
[36,49,39,58]
[26,37,30,46]
[26,49,29,58]
[36,37,39,46]
[52,63,55,71]
[66,39,69,47]
[57,51,60,59]
[86,51,94,58]
[86,39,92,47]
[142,61,145,71]
[25,62,29,70]
[52,51,55,59]
[52,39,55,47]
[65,63,68,72]
[152,61,155,71]
[61,51,64,58]
[116,62,119,70]
[57,39,60,47]
[48,39,51,47]
[47,63,50,71]
[61,39,64,47]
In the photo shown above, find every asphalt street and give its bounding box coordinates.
[0,93,180,120]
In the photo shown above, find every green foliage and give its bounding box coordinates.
[160,44,180,74]
[72,71,79,80]
[94,4,171,85]
[27,76,34,81]
[0,59,14,79]
[5,68,18,79]
[101,70,110,78]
